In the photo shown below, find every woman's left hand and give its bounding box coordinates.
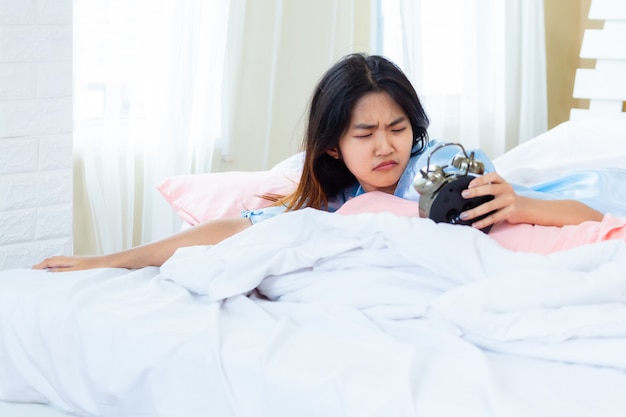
[459,172,527,230]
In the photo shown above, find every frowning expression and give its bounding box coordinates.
[327,92,414,194]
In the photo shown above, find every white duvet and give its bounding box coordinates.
[1,207,626,417]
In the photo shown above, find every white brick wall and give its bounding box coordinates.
[0,0,73,269]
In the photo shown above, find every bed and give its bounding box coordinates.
[2,127,626,417]
[2,3,626,417]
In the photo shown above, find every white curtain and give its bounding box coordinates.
[378,0,548,159]
[74,0,231,254]
[74,0,366,255]
[213,0,370,173]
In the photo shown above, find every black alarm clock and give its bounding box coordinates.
[413,142,495,233]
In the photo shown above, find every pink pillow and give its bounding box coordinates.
[336,191,421,217]
[489,214,626,254]
[156,169,300,225]
[335,191,626,254]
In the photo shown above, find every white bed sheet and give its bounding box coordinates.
[1,206,626,417]
[0,401,76,417]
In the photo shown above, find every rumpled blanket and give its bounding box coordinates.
[162,208,626,369]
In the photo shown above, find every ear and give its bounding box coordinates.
[326,148,341,159]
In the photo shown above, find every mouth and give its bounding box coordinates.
[374,160,398,171]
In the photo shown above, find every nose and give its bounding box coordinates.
[374,131,394,156]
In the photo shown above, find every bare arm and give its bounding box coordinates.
[460,172,603,230]
[33,217,252,272]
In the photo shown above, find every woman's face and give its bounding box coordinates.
[328,91,413,194]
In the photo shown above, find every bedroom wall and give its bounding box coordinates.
[0,0,73,269]
[544,0,603,129]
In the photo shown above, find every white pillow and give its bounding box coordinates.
[494,118,626,186]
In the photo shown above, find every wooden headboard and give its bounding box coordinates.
[570,0,626,120]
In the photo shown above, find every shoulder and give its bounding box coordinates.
[328,182,361,212]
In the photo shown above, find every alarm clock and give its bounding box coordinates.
[413,142,495,233]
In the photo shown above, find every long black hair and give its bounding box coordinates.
[282,53,430,210]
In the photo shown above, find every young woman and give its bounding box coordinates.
[34,53,603,272]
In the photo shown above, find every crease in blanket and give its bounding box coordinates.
[4,207,626,416]
[161,208,504,300]
[160,208,626,371]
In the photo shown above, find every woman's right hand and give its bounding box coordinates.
[32,255,114,272]
[31,217,253,273]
